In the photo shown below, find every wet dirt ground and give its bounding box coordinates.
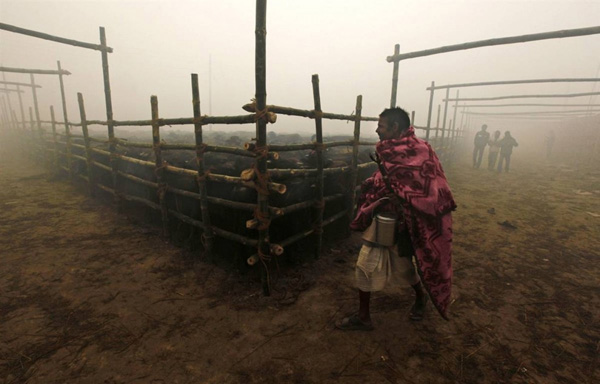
[1,138,598,384]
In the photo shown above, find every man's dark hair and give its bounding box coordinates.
[380,107,411,132]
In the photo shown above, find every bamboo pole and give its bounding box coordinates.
[0,66,71,76]
[0,80,42,88]
[254,0,271,295]
[242,102,378,122]
[28,107,36,156]
[427,77,600,90]
[150,95,169,238]
[84,114,256,127]
[455,103,600,108]
[445,91,600,102]
[441,87,449,149]
[191,73,214,257]
[312,74,325,259]
[425,81,434,140]
[463,109,600,116]
[0,22,114,52]
[390,44,400,108]
[349,95,362,222]
[435,104,441,138]
[387,25,600,62]
[99,27,119,209]
[451,90,459,142]
[29,74,44,153]
[16,84,26,131]
[49,106,59,173]
[77,93,95,196]
[0,88,24,94]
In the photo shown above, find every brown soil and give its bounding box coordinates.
[1,142,598,384]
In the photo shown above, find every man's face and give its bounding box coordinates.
[376,117,399,141]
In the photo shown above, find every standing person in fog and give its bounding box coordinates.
[487,130,501,170]
[473,124,490,168]
[336,107,456,331]
[497,131,519,172]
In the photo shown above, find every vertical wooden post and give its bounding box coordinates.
[0,97,8,131]
[311,74,325,260]
[150,95,169,238]
[440,87,450,159]
[410,110,415,127]
[390,44,400,108]
[28,107,35,157]
[191,73,214,257]
[349,95,362,221]
[77,93,95,196]
[49,106,59,174]
[99,26,119,207]
[255,0,271,295]
[57,61,72,169]
[1,73,17,132]
[459,104,465,138]
[435,104,441,138]
[425,81,435,140]
[29,74,44,155]
[451,90,459,141]
[16,84,26,131]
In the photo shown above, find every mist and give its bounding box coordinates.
[1,0,599,144]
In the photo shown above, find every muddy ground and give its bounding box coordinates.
[0,137,598,384]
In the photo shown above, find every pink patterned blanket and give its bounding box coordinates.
[350,126,456,319]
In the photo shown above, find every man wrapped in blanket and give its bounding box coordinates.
[336,107,456,331]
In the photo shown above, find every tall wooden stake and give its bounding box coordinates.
[349,95,362,221]
[191,73,214,258]
[150,96,169,237]
[49,106,59,174]
[255,0,271,295]
[312,74,325,260]
[77,93,95,196]
[390,44,400,108]
[100,26,119,207]
[425,81,435,140]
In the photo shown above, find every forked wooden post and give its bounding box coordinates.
[150,95,169,238]
[435,104,441,138]
[191,74,214,257]
[57,60,71,171]
[28,107,36,156]
[425,81,435,140]
[311,74,325,259]
[49,106,59,174]
[349,95,362,221]
[29,74,44,157]
[451,90,459,142]
[255,0,271,295]
[390,44,400,108]
[16,84,26,131]
[99,26,119,208]
[77,93,95,196]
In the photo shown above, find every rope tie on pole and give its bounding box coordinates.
[154,160,167,178]
[313,141,326,152]
[312,110,324,119]
[193,115,207,125]
[196,171,210,183]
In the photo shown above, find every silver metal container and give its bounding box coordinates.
[374,212,397,246]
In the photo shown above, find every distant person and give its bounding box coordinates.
[336,107,456,331]
[497,131,519,172]
[545,130,555,159]
[487,130,501,170]
[473,124,490,168]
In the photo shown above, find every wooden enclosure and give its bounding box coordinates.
[2,2,598,296]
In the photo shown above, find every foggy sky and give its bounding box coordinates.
[1,0,599,138]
